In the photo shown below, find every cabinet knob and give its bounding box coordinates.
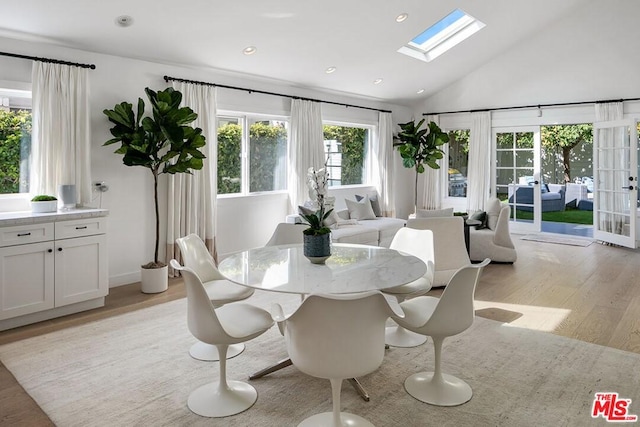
[58,247,63,252]
[47,249,53,253]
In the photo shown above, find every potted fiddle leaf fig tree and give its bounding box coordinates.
[103,87,206,293]
[394,119,449,214]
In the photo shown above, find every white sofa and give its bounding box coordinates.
[330,209,406,247]
[287,208,405,247]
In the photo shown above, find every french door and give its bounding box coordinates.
[493,127,541,234]
[593,120,638,248]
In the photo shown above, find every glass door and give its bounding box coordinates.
[494,127,541,234]
[592,120,638,248]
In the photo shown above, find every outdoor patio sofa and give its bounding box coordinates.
[508,184,566,212]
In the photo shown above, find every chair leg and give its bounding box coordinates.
[385,323,428,347]
[298,378,375,427]
[404,336,473,407]
[385,295,427,347]
[189,341,244,361]
[331,378,342,427]
[187,344,258,417]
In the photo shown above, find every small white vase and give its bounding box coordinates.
[140,265,168,293]
[31,200,58,213]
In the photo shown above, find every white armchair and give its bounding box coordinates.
[468,199,517,263]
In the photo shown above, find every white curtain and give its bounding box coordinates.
[466,111,492,212]
[288,99,324,212]
[167,82,218,275]
[595,102,624,234]
[370,112,395,216]
[421,114,443,210]
[30,62,91,205]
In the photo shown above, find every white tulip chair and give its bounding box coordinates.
[391,259,490,406]
[271,291,403,427]
[383,227,435,347]
[176,234,254,361]
[170,259,273,417]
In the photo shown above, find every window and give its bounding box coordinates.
[323,124,370,187]
[447,129,470,197]
[398,8,485,62]
[217,115,288,195]
[0,86,32,194]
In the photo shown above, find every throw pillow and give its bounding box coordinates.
[485,198,502,230]
[345,196,377,220]
[468,210,488,229]
[355,194,382,217]
[415,207,454,218]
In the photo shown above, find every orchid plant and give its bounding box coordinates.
[301,167,333,236]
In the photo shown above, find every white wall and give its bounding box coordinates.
[419,0,640,115]
[0,36,413,286]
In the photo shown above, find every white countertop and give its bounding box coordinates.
[218,243,427,295]
[0,208,109,226]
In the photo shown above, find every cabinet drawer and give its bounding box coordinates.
[55,218,107,239]
[0,223,54,247]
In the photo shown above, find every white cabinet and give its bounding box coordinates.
[0,241,55,319]
[0,216,108,329]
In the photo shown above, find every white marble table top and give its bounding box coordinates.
[218,243,427,295]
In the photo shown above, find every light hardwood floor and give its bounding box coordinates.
[1,237,639,425]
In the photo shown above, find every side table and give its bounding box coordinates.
[463,219,482,253]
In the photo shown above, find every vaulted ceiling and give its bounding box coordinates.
[0,0,589,106]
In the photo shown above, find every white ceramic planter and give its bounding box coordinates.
[31,200,58,213]
[140,265,169,294]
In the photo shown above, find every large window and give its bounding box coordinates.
[323,123,370,187]
[447,129,470,197]
[217,115,288,195]
[0,87,32,194]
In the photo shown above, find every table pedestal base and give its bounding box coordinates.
[249,358,370,402]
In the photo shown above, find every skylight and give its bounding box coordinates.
[398,8,485,62]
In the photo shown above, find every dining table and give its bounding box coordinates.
[218,242,427,401]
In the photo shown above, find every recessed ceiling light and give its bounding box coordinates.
[373,78,383,85]
[115,15,134,27]
[396,13,408,23]
[417,89,425,94]
[325,66,337,74]
[243,46,257,55]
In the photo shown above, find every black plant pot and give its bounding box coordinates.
[303,233,331,264]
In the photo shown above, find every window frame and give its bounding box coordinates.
[321,119,374,188]
[216,111,289,198]
[0,80,32,199]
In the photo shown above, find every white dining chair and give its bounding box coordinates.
[390,259,490,406]
[170,259,273,417]
[176,234,254,361]
[383,227,435,347]
[265,223,306,246]
[271,291,403,427]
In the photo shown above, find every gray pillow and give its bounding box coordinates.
[345,196,377,220]
[355,194,382,217]
[469,210,488,229]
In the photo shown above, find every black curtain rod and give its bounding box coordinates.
[164,75,392,114]
[423,97,640,116]
[0,50,95,69]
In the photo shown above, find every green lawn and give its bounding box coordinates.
[514,207,593,225]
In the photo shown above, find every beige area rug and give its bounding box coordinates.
[521,234,594,247]
[1,291,639,427]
